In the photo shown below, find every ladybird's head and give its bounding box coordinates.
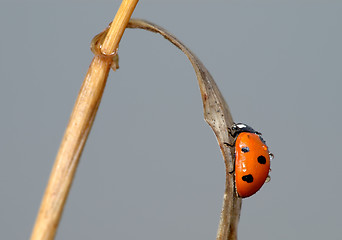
[230,123,261,137]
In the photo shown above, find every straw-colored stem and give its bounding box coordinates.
[102,0,139,54]
[30,1,139,239]
[30,57,111,240]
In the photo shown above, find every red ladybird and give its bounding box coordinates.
[225,123,273,198]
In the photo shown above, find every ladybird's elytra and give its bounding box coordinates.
[228,123,272,198]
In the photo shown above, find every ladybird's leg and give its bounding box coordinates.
[223,142,234,147]
[269,152,274,160]
[228,126,237,138]
[223,131,237,147]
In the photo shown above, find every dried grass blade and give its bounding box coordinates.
[126,19,242,240]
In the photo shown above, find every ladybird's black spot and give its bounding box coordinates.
[241,147,250,153]
[242,174,254,183]
[257,155,266,164]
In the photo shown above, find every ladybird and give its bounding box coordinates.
[225,123,273,198]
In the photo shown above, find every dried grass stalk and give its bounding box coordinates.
[30,1,139,239]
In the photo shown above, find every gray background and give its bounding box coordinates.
[1,0,341,239]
